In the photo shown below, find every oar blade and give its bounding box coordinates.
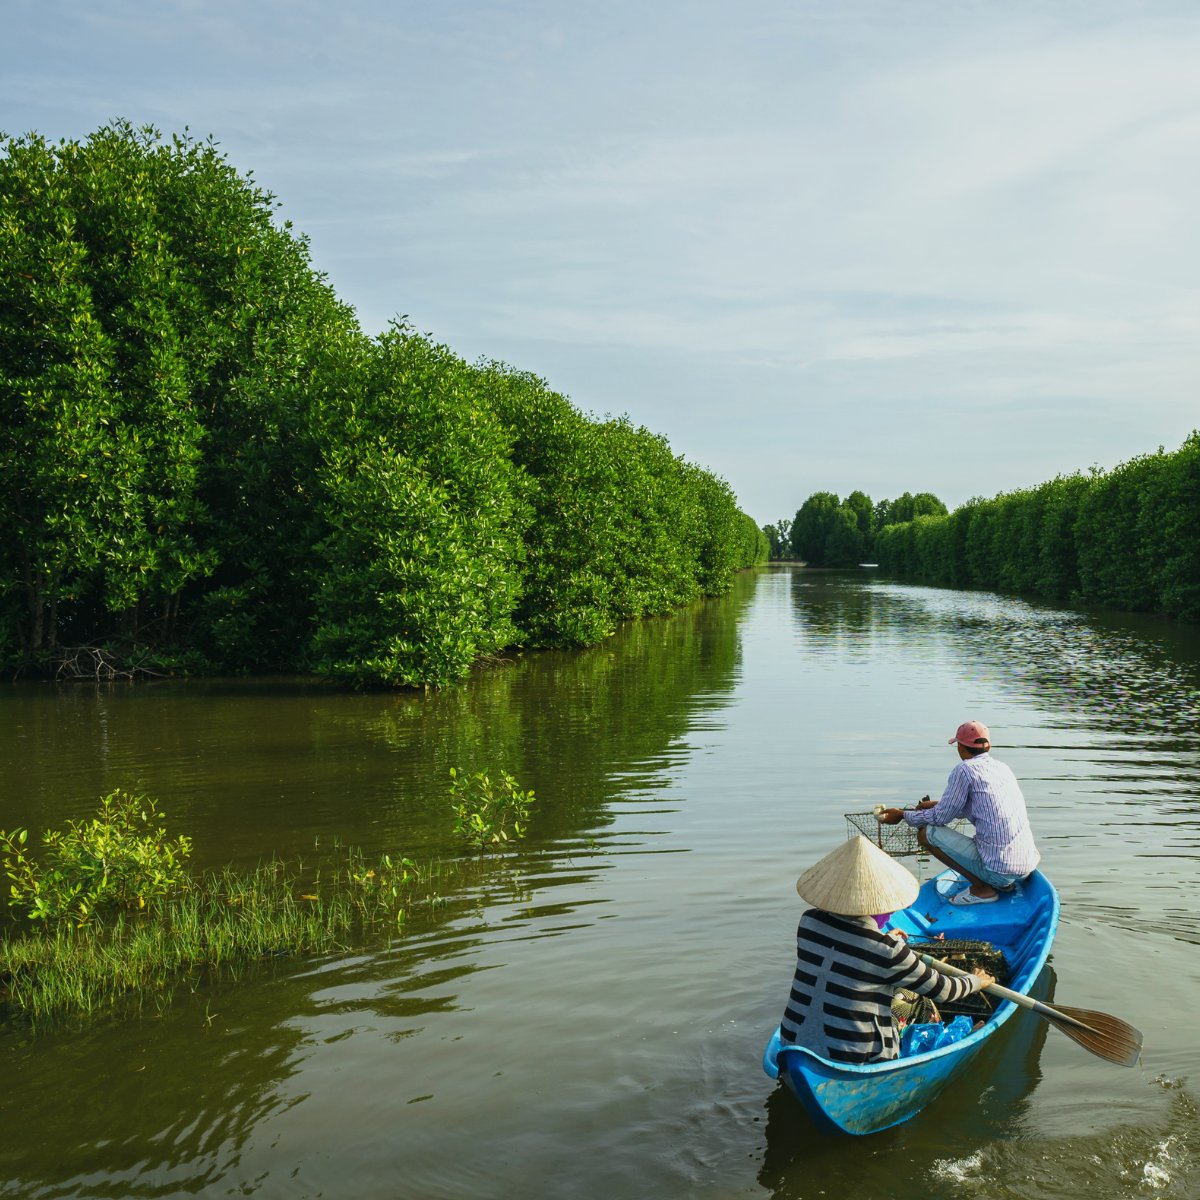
[919,950,1143,1067]
[1046,1005,1143,1068]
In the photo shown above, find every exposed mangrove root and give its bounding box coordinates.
[52,645,167,683]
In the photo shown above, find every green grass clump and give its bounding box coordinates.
[0,778,536,1027]
[0,851,433,1025]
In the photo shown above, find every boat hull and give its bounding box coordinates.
[762,867,1059,1135]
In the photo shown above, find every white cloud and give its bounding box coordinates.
[6,0,1200,517]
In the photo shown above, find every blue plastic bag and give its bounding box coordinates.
[899,1014,974,1057]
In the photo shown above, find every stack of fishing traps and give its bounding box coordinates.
[896,939,1011,1021]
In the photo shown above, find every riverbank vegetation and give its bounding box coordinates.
[763,491,947,566]
[0,782,527,1024]
[0,856,423,1023]
[875,434,1200,621]
[0,122,767,689]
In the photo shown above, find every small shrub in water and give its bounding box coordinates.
[0,791,193,925]
[0,791,451,1025]
[0,849,439,1025]
[448,768,535,849]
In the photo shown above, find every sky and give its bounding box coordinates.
[5,0,1200,525]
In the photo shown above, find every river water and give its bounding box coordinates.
[1,566,1198,1199]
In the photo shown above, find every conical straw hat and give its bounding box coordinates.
[795,835,919,916]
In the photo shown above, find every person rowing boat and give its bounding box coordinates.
[778,836,995,1063]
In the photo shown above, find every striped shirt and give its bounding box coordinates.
[779,908,982,1063]
[904,752,1040,876]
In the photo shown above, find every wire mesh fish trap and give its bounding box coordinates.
[907,937,1012,1019]
[845,811,923,857]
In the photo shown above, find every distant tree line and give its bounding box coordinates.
[874,436,1200,621]
[762,491,947,566]
[0,122,767,688]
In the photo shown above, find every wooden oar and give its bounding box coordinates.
[919,953,1143,1068]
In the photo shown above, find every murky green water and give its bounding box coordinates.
[1,567,1198,1199]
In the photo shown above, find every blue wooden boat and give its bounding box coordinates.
[762,867,1060,1136]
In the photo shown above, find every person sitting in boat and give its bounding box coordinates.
[779,836,994,1063]
[877,719,1040,906]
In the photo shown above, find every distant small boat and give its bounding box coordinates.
[762,868,1059,1136]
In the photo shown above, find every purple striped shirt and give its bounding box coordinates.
[904,753,1040,876]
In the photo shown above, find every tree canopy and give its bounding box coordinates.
[761,488,947,566]
[0,122,767,686]
[874,436,1200,621]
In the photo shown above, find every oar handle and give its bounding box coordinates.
[919,952,1098,1034]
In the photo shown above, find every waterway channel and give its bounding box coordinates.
[1,566,1197,1199]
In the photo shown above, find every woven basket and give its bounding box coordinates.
[891,988,938,1026]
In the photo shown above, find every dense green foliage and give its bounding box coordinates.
[307,332,527,687]
[0,123,765,686]
[875,435,1200,621]
[764,490,946,566]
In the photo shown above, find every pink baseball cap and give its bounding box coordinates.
[950,720,991,749]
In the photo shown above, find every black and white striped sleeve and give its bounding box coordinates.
[888,943,982,1005]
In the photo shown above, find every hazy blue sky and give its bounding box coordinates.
[6,1,1200,523]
